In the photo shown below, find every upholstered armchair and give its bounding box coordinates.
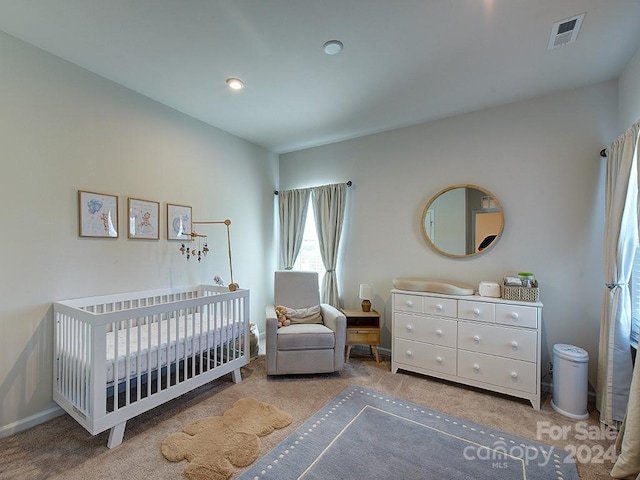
[265,271,346,375]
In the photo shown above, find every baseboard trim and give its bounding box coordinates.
[349,345,391,357]
[0,403,65,439]
[378,346,391,357]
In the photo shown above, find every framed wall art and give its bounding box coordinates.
[78,190,119,238]
[128,197,160,239]
[167,203,192,240]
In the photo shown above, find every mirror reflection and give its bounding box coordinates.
[422,184,504,258]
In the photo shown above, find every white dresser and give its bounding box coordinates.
[391,289,543,409]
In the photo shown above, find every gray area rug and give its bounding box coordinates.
[239,385,579,480]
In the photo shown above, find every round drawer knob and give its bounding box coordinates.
[473,364,480,372]
[436,356,443,364]
[473,308,480,317]
[435,304,443,312]
[406,350,413,357]
[511,372,518,380]
[473,335,480,344]
[406,325,413,332]
[435,329,443,337]
[406,301,413,307]
[511,341,519,350]
[511,312,519,320]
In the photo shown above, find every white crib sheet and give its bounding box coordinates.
[105,316,243,385]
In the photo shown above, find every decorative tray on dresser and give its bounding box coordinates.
[391,288,543,409]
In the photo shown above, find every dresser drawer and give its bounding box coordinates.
[422,296,457,318]
[457,322,537,362]
[458,300,495,323]
[394,313,457,347]
[457,350,537,394]
[495,304,538,329]
[394,338,456,375]
[394,294,423,313]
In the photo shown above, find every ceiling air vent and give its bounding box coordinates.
[548,13,585,50]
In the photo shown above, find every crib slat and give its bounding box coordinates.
[146,316,151,400]
[136,317,142,403]
[199,306,205,373]
[113,320,120,412]
[125,318,131,409]
[214,302,220,368]
[79,321,85,412]
[226,300,232,361]
[156,312,162,394]
[179,308,184,385]
[191,309,197,379]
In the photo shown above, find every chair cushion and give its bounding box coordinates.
[276,324,335,350]
[274,271,321,308]
[286,305,323,324]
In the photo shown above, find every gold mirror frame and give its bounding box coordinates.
[421,184,504,258]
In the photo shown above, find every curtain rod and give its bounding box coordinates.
[274,180,352,195]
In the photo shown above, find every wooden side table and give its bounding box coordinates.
[342,309,380,363]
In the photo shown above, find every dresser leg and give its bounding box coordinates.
[530,396,541,410]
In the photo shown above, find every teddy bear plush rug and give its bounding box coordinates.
[161,397,292,480]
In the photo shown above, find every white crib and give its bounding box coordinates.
[53,285,249,448]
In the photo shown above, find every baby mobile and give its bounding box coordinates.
[179,219,239,291]
[179,234,209,262]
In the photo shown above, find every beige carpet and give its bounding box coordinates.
[0,350,615,480]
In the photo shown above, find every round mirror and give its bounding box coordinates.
[421,184,504,258]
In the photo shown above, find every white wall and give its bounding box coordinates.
[619,44,640,130]
[280,81,620,389]
[0,32,278,434]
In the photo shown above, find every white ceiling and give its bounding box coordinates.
[1,1,639,154]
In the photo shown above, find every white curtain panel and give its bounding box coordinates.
[278,188,311,270]
[610,121,640,480]
[598,121,640,426]
[312,183,346,307]
[611,353,640,479]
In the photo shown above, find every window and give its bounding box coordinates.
[293,203,325,285]
[630,245,640,349]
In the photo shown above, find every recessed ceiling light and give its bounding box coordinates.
[226,78,244,90]
[323,40,343,55]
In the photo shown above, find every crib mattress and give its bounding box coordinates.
[105,316,243,385]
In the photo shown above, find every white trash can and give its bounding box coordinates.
[551,344,589,419]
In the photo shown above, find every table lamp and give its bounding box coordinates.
[359,283,373,312]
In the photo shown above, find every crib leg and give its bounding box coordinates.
[232,368,242,384]
[107,421,127,449]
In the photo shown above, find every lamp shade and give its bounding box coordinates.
[359,283,373,300]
